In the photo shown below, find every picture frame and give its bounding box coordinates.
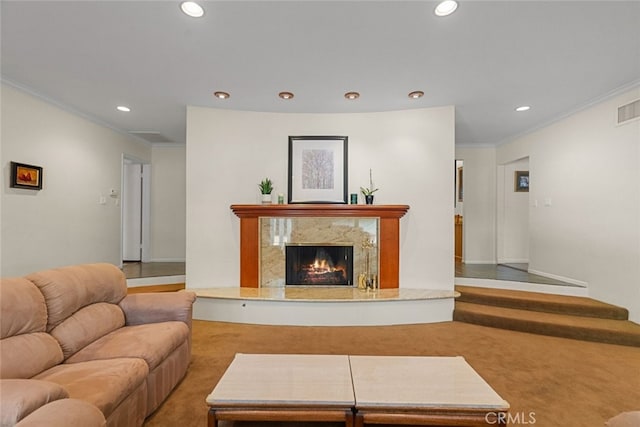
[515,170,529,192]
[10,161,43,190]
[288,136,348,204]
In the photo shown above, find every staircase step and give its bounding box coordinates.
[455,285,628,320]
[453,301,640,347]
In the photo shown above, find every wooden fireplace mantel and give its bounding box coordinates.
[230,204,410,289]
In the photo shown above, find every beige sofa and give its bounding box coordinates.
[0,263,196,427]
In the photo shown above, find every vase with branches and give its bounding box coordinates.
[360,169,378,205]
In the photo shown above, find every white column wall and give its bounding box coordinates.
[454,146,497,264]
[186,107,455,291]
[150,145,186,261]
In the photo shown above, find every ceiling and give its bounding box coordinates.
[1,1,639,146]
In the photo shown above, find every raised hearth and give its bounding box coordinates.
[193,287,457,326]
[231,204,409,288]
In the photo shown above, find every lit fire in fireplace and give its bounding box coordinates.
[304,249,346,280]
[286,246,352,286]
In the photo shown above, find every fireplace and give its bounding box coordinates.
[231,204,409,288]
[286,244,354,286]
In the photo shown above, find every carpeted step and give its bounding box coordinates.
[453,301,640,347]
[455,285,628,320]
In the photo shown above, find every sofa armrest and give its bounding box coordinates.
[119,291,196,328]
[0,379,69,426]
[16,398,106,427]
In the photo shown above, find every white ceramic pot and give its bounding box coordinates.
[261,193,272,204]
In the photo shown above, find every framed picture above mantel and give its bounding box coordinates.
[287,135,348,204]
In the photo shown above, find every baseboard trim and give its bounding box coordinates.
[497,258,529,264]
[527,269,588,287]
[462,260,497,265]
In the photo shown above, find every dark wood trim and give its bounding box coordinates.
[231,204,409,218]
[378,217,400,289]
[127,283,185,294]
[231,204,409,289]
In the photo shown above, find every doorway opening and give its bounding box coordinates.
[455,160,464,262]
[121,155,151,265]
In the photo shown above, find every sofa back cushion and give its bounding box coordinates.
[0,278,64,378]
[1,333,64,379]
[51,303,125,359]
[26,263,127,331]
[1,277,47,338]
[26,263,127,359]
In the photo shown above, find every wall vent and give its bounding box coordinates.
[129,131,175,143]
[617,99,640,125]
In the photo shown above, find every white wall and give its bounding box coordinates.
[454,146,497,263]
[1,83,151,276]
[497,157,529,263]
[186,107,455,291]
[497,87,640,322]
[150,145,186,261]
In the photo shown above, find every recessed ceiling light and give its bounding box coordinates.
[515,105,531,112]
[344,92,360,100]
[180,1,204,18]
[434,0,458,17]
[116,105,131,112]
[408,91,424,99]
[213,91,230,99]
[279,92,294,100]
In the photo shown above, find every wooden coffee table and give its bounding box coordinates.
[349,356,510,426]
[206,354,355,427]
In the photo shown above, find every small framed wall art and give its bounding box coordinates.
[288,135,348,203]
[10,161,43,190]
[514,170,529,192]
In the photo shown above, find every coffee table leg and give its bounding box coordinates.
[207,408,218,427]
[354,412,364,427]
[345,409,355,427]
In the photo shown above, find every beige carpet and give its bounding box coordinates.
[144,320,640,427]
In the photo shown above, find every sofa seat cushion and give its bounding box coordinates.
[65,321,189,370]
[0,379,69,425]
[15,398,106,427]
[33,358,148,418]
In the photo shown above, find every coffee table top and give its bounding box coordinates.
[206,353,355,408]
[349,356,509,410]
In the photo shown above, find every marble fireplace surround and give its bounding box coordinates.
[230,204,410,289]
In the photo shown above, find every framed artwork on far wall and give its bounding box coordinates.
[288,135,348,204]
[10,161,43,190]
[515,170,529,192]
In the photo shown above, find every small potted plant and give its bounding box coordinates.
[360,169,379,205]
[258,178,273,203]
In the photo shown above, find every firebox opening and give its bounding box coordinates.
[286,244,354,286]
